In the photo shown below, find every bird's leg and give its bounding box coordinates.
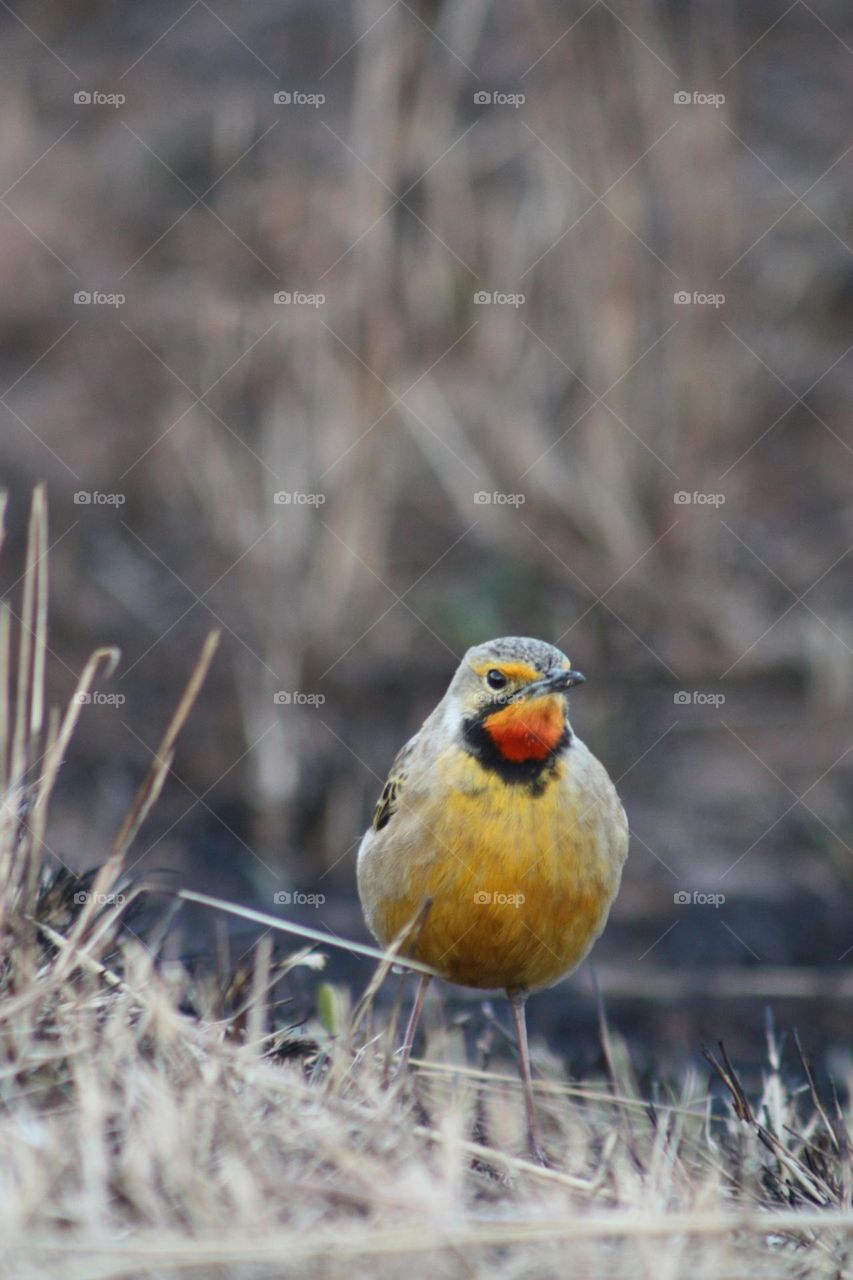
[397,972,431,1074]
[507,987,548,1165]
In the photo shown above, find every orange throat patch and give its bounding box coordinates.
[482,694,566,762]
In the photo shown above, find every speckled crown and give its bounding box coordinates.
[462,636,570,673]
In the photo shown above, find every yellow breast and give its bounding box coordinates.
[362,746,624,992]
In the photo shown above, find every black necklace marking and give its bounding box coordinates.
[461,707,571,796]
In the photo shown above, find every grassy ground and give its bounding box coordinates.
[2,496,851,1279]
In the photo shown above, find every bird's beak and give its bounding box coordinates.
[521,669,586,700]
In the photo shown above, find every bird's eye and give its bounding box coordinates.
[486,668,508,690]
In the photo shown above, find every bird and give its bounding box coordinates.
[357,636,628,1164]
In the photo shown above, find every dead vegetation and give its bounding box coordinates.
[1,3,853,1271]
[0,493,850,1278]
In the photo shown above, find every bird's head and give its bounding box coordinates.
[443,637,585,771]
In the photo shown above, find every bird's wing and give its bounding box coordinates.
[371,735,419,832]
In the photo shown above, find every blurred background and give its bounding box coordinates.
[1,0,851,1068]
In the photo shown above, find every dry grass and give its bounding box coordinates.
[1,495,851,1278]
